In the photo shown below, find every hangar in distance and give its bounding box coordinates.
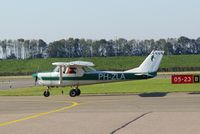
[32,50,164,97]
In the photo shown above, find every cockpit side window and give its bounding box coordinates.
[53,66,67,73]
[67,67,77,74]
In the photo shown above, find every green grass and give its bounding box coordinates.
[0,78,200,96]
[160,55,200,68]
[1,54,200,75]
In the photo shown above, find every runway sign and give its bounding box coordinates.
[194,75,200,83]
[171,75,194,84]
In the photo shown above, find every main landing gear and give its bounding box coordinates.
[43,86,81,97]
[69,87,81,97]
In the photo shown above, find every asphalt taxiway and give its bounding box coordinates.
[0,93,200,134]
[0,76,34,90]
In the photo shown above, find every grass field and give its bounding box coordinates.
[1,54,200,75]
[0,78,200,96]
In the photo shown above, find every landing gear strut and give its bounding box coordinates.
[69,86,81,97]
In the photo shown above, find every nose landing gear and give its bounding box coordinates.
[43,90,50,97]
[43,87,50,97]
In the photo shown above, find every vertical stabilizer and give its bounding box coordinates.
[125,50,164,73]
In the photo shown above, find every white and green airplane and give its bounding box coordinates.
[33,50,164,97]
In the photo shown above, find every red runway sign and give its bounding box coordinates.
[171,75,193,84]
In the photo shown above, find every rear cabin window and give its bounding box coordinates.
[82,66,96,72]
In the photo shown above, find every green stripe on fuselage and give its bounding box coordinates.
[41,72,156,81]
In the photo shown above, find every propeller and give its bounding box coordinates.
[32,73,38,86]
[33,66,39,86]
[35,66,40,86]
[35,75,38,86]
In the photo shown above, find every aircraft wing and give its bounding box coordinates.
[52,61,95,67]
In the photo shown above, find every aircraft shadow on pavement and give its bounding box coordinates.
[138,92,168,97]
[82,94,137,97]
[188,92,200,95]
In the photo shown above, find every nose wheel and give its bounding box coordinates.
[69,88,81,97]
[43,90,50,97]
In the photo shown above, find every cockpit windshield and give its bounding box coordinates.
[53,66,59,72]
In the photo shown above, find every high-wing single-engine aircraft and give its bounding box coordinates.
[32,50,164,97]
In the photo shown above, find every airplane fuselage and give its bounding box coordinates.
[37,71,156,87]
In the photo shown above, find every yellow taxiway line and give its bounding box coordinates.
[0,101,79,127]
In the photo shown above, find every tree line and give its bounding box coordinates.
[47,36,200,57]
[0,36,200,59]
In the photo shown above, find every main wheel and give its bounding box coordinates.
[43,90,50,97]
[69,89,77,97]
[75,89,81,96]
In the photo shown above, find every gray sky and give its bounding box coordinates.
[0,0,200,42]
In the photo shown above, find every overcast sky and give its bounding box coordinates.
[0,0,200,42]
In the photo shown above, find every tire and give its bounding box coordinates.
[75,89,81,96]
[69,89,77,97]
[43,90,50,97]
